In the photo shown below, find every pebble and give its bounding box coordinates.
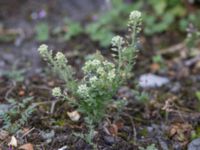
[139,73,170,88]
[103,135,116,145]
[170,82,181,93]
[40,130,55,143]
[0,104,11,115]
[188,138,200,150]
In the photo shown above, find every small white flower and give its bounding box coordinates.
[89,76,98,84]
[108,69,116,81]
[97,67,105,76]
[77,84,89,97]
[83,59,101,73]
[91,59,101,66]
[56,52,67,62]
[111,36,124,47]
[38,44,48,56]
[52,87,62,97]
[103,60,115,68]
[129,10,141,20]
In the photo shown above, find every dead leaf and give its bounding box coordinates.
[169,123,192,143]
[19,143,34,150]
[107,124,118,136]
[48,81,55,87]
[195,61,200,69]
[0,26,21,42]
[115,120,124,130]
[67,110,80,122]
[150,63,160,72]
[18,90,25,96]
[8,136,17,147]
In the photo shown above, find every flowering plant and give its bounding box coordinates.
[38,10,142,141]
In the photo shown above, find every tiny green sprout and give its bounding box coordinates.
[195,91,200,101]
[35,22,49,42]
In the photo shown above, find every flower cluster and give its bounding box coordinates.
[77,57,117,99]
[55,52,68,63]
[128,10,142,33]
[52,87,62,97]
[89,76,98,84]
[77,84,89,98]
[82,59,101,73]
[107,69,116,81]
[38,10,142,131]
[38,44,48,58]
[37,44,74,88]
[111,35,125,49]
[84,59,115,79]
[129,10,141,21]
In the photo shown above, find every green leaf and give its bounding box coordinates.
[35,22,49,42]
[64,19,83,40]
[196,91,200,101]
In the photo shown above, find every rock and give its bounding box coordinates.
[170,82,181,93]
[103,135,116,145]
[158,137,169,150]
[118,86,134,99]
[188,138,200,150]
[139,73,170,88]
[0,104,11,115]
[40,130,55,143]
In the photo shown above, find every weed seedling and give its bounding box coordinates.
[0,97,35,133]
[38,10,142,146]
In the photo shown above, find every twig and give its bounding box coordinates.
[32,99,63,114]
[184,54,200,66]
[5,81,16,101]
[157,42,186,55]
[32,100,60,107]
[122,113,137,144]
[50,100,60,114]
[21,127,35,138]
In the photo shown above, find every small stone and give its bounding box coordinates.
[0,104,10,115]
[103,135,115,145]
[188,138,200,150]
[170,82,181,93]
[40,130,55,143]
[139,73,170,88]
